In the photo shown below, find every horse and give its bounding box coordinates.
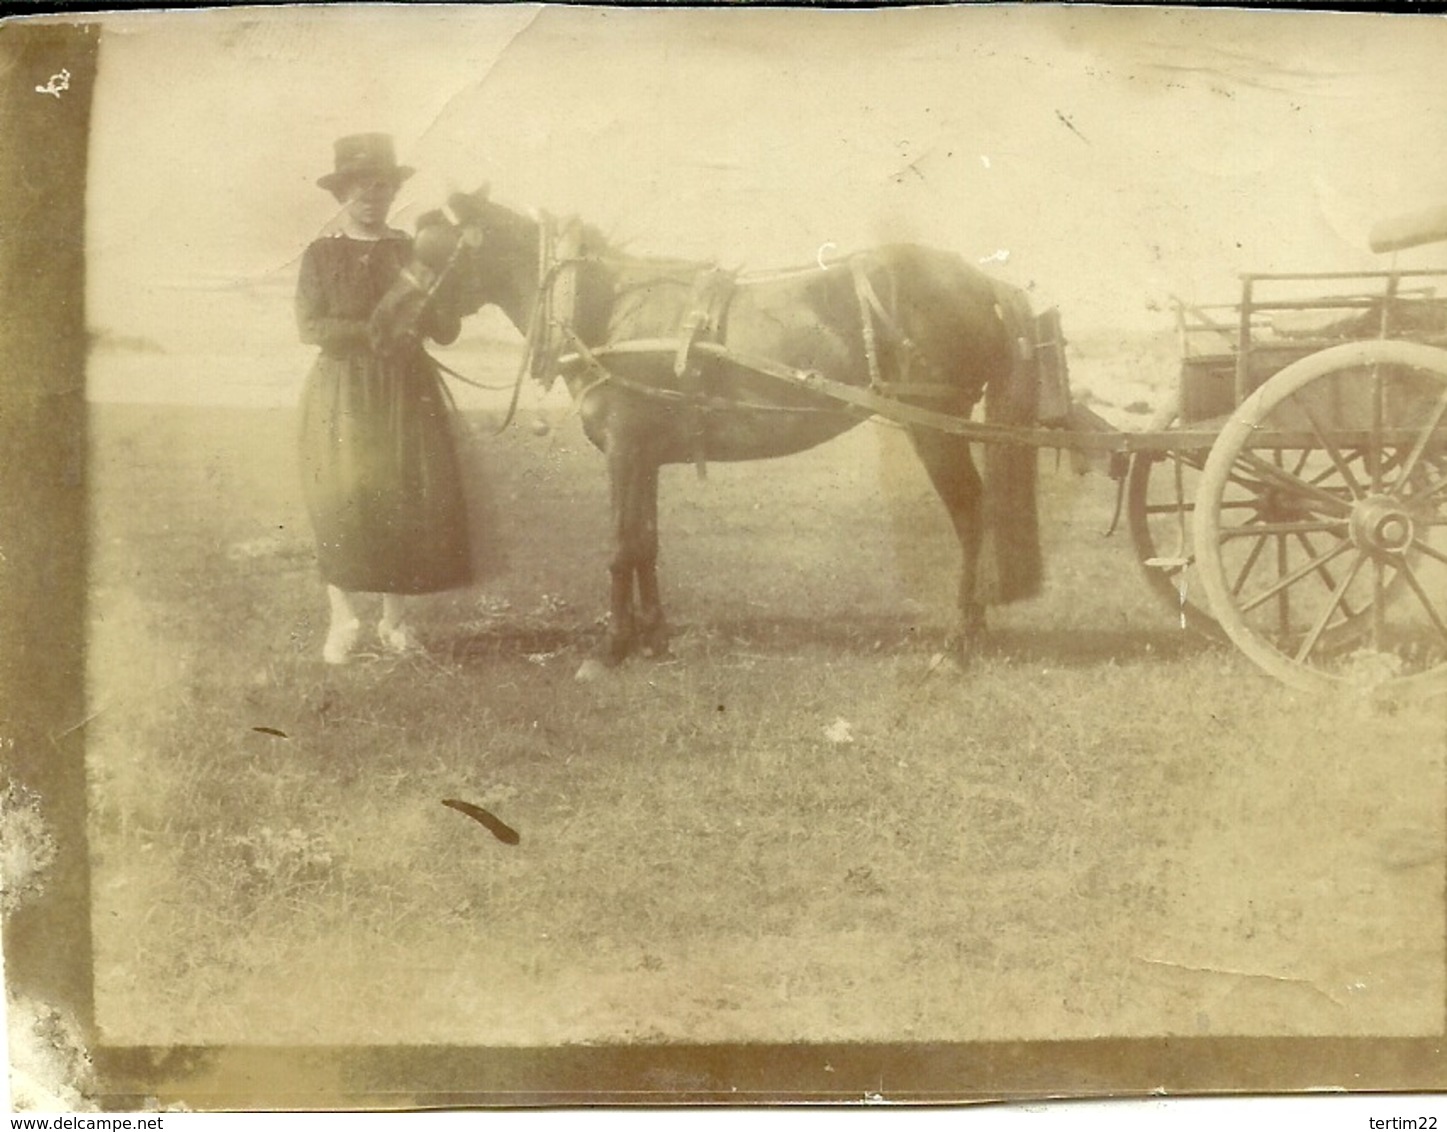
[374,187,1050,667]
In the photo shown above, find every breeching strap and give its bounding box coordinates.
[849,256,947,398]
[851,258,886,391]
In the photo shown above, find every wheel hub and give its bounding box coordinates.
[1349,494,1416,555]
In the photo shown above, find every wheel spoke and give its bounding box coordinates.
[1161,450,1208,473]
[1294,550,1367,663]
[1377,446,1413,479]
[1395,555,1447,648]
[1276,532,1290,641]
[1237,535,1354,615]
[1365,361,1381,490]
[1220,463,1279,496]
[1370,553,1386,652]
[1409,536,1447,571]
[1237,451,1354,516]
[1420,475,1447,506]
[1218,518,1348,540]
[1306,456,1346,488]
[1292,393,1367,499]
[1388,383,1447,499]
[1305,447,1403,490]
[1294,531,1359,620]
[1229,525,1270,597]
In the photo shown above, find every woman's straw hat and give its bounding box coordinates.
[317,133,414,196]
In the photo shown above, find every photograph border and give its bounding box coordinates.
[2,9,1445,1110]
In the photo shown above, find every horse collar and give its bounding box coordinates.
[529,214,590,388]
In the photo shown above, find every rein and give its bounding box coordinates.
[496,214,611,433]
[424,352,517,393]
[425,210,582,434]
[384,214,546,418]
[489,216,556,434]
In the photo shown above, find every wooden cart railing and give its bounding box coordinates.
[1173,268,1447,422]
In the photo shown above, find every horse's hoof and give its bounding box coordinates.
[937,631,987,671]
[603,636,633,667]
[575,657,609,683]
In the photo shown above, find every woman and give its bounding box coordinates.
[296,133,473,664]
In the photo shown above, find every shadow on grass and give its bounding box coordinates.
[435,614,1222,669]
[439,624,595,661]
[985,626,1222,667]
[679,617,1222,668]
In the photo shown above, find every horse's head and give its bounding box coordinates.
[369,185,536,337]
[428,185,542,327]
[373,185,613,384]
[437,187,622,388]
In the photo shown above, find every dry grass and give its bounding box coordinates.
[82,399,1444,1047]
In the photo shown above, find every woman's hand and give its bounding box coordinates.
[413,214,461,272]
[369,215,473,355]
[368,279,427,357]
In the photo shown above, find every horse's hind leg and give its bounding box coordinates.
[907,427,987,659]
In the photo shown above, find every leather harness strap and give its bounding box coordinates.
[534,232,1020,449]
[849,256,968,402]
[851,258,887,392]
[671,267,736,479]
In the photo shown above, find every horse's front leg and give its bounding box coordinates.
[603,442,665,665]
[632,461,668,658]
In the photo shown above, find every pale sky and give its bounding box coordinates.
[82,5,1447,349]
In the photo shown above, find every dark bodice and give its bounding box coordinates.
[295,232,461,354]
[296,232,410,353]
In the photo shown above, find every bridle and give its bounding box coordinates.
[418,205,590,433]
[493,211,611,432]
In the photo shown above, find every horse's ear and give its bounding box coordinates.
[448,186,488,225]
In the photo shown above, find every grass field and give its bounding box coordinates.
[83,393,1444,1048]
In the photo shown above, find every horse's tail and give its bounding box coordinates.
[976,280,1044,606]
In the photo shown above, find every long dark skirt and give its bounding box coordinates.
[298,348,473,594]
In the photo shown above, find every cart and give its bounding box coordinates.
[1121,208,1447,698]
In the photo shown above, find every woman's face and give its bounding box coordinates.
[342,175,399,230]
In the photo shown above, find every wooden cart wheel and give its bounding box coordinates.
[1133,398,1403,650]
[1126,396,1221,638]
[1193,340,1447,697]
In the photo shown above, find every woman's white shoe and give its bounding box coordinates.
[322,617,361,665]
[378,620,421,654]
